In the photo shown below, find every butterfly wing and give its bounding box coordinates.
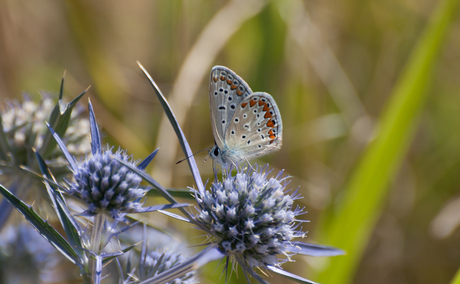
[209,66,252,149]
[224,92,283,161]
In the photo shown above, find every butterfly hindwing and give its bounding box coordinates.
[224,92,283,160]
[209,66,252,149]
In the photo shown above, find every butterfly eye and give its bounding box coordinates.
[214,148,219,156]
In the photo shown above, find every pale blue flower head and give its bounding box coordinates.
[140,250,197,284]
[48,100,171,220]
[68,148,147,218]
[195,165,305,269]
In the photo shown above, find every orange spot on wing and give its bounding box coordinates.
[269,134,276,139]
[268,130,274,135]
[269,140,274,145]
[231,84,238,90]
[213,75,218,82]
[266,120,275,127]
[241,102,248,108]
[237,88,243,95]
[220,74,226,80]
[264,111,273,119]
[258,100,266,106]
[250,100,257,107]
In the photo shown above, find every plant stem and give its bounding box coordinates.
[89,213,105,282]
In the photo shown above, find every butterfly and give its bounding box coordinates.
[208,66,283,167]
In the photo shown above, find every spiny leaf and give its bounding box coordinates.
[0,184,81,267]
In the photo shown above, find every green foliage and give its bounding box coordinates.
[316,0,460,283]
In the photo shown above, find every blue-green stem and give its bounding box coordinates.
[89,213,105,282]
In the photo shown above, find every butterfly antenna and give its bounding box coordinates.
[204,150,212,163]
[176,147,212,164]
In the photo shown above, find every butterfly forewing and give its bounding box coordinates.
[209,66,252,149]
[224,92,283,160]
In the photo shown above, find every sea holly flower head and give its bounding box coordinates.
[68,148,147,218]
[139,249,197,284]
[49,100,187,220]
[195,165,305,269]
[0,92,90,179]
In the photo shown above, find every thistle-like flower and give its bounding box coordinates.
[141,166,344,284]
[0,83,90,229]
[49,100,188,220]
[138,249,197,284]
[0,94,90,178]
[195,166,304,269]
[68,148,147,218]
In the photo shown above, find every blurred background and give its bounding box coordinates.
[0,0,459,283]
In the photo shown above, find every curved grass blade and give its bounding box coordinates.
[0,184,80,267]
[316,0,460,282]
[137,62,205,195]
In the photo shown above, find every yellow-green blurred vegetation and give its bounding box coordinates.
[1,0,460,283]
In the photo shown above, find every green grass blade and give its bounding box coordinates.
[450,267,460,284]
[315,0,460,283]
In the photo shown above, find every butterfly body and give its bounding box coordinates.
[208,66,282,167]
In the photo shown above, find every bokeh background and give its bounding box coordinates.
[0,0,460,283]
